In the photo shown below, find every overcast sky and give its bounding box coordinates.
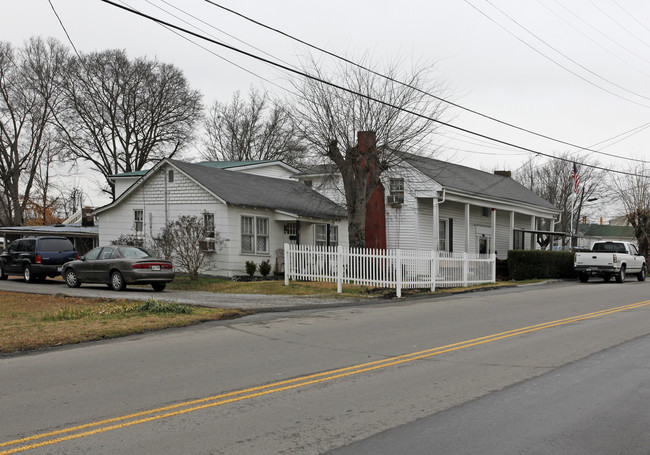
[3,0,650,214]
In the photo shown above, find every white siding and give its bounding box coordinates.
[98,163,349,278]
[113,177,140,199]
[233,164,294,180]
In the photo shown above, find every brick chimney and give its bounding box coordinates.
[494,170,511,178]
[359,131,387,250]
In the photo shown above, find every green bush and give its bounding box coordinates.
[134,298,194,314]
[507,250,576,280]
[245,260,257,277]
[258,260,272,277]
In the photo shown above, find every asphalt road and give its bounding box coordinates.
[1,279,649,454]
[328,333,650,455]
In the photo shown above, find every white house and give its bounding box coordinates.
[109,160,300,199]
[294,151,561,260]
[95,159,348,277]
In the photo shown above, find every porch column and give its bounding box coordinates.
[530,216,536,250]
[414,198,420,250]
[491,208,497,255]
[432,198,439,251]
[464,203,470,253]
[509,211,515,250]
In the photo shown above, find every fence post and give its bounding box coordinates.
[431,250,436,292]
[336,246,343,293]
[463,252,469,287]
[491,253,497,283]
[284,243,290,286]
[396,249,402,298]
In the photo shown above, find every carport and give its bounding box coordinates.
[0,225,99,255]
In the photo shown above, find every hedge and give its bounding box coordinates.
[507,250,576,280]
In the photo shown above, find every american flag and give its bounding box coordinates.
[571,162,580,194]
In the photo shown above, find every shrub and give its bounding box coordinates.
[258,260,271,277]
[508,250,576,280]
[134,298,194,314]
[245,260,257,277]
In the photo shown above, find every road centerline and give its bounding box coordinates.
[2,299,649,454]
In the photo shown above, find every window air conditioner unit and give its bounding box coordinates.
[387,195,404,205]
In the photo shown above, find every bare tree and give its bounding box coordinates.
[290,54,446,247]
[611,163,650,258]
[202,88,305,167]
[152,214,227,280]
[57,50,203,197]
[0,37,67,225]
[515,154,602,246]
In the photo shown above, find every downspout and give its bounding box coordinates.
[163,167,169,226]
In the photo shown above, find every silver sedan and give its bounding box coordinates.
[62,245,174,291]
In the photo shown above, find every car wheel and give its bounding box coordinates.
[615,265,626,283]
[151,283,166,292]
[579,272,589,283]
[0,264,7,281]
[64,269,82,288]
[23,265,35,283]
[110,271,126,291]
[637,264,646,282]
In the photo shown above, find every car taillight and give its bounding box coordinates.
[132,263,173,269]
[35,254,42,264]
[75,253,79,260]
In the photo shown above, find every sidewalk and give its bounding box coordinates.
[0,277,546,313]
[0,278,378,312]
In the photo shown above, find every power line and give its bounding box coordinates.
[535,0,650,79]
[472,0,650,105]
[551,0,650,66]
[98,0,648,178]
[586,0,650,51]
[48,0,81,58]
[202,0,650,164]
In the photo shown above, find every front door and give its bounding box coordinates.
[476,226,492,255]
[478,234,490,255]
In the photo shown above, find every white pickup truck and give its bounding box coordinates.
[574,241,646,283]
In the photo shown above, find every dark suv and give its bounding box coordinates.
[0,236,78,282]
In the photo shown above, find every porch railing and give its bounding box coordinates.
[283,244,496,297]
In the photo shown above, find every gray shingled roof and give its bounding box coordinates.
[402,153,558,211]
[170,160,346,220]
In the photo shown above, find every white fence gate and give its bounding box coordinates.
[284,244,496,297]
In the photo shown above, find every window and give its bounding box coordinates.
[134,209,143,233]
[389,178,404,195]
[439,219,448,251]
[201,212,216,251]
[284,222,297,235]
[84,247,102,261]
[315,224,338,247]
[315,224,327,246]
[168,170,174,183]
[482,207,489,217]
[256,217,269,253]
[241,215,269,254]
[100,247,115,260]
[303,180,313,188]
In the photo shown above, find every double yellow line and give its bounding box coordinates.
[3,299,650,454]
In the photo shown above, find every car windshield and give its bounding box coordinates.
[40,238,74,252]
[117,246,151,258]
[592,243,626,253]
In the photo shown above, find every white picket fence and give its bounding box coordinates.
[283,243,496,297]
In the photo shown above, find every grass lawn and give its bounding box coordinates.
[166,276,527,297]
[1,278,534,354]
[0,292,250,354]
[166,276,386,297]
